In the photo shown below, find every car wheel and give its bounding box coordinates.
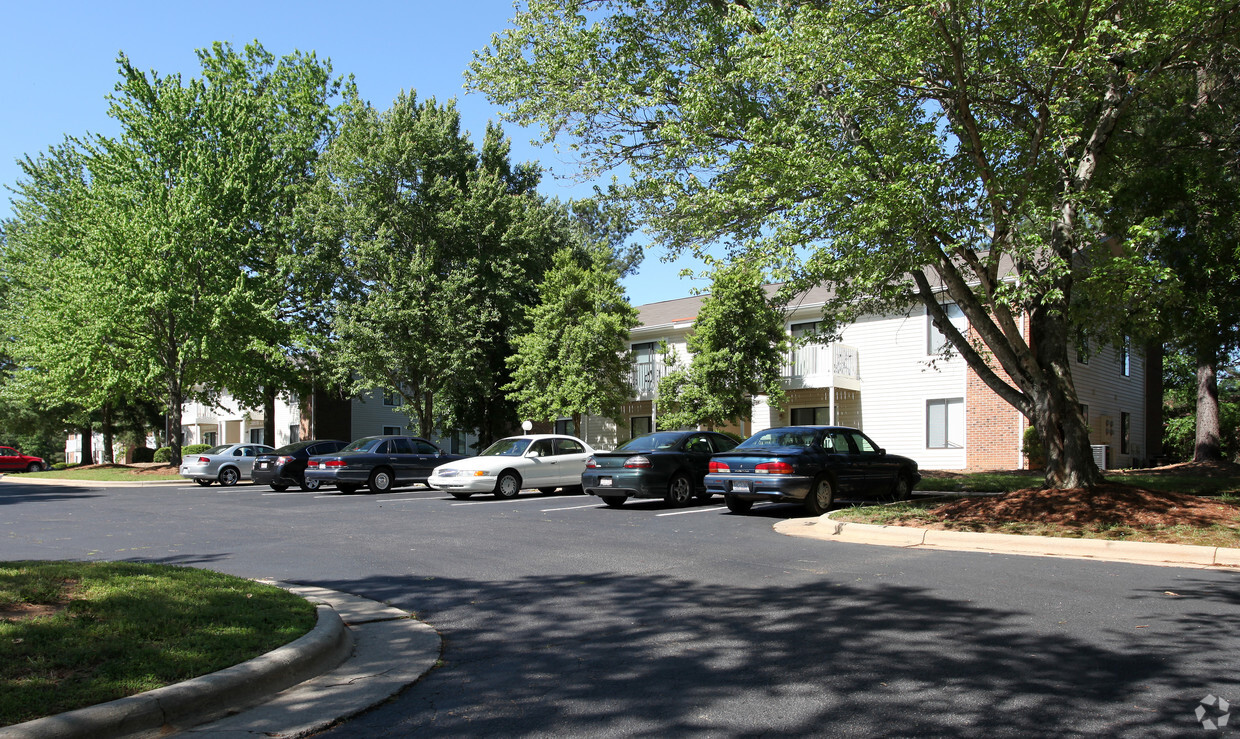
[600,495,626,508]
[270,484,289,492]
[803,476,835,515]
[494,471,521,499]
[194,479,212,487]
[725,495,753,514]
[300,478,321,492]
[25,462,41,473]
[337,484,360,495]
[450,492,473,500]
[890,473,913,501]
[369,467,394,493]
[538,487,558,495]
[218,467,240,487]
[664,473,693,507]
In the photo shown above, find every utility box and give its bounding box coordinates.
[1091,444,1109,471]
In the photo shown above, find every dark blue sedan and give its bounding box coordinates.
[705,426,920,515]
[582,430,738,508]
[304,435,466,494]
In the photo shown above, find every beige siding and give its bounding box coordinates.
[1071,341,1146,468]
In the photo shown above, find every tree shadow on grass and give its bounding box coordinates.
[308,570,1227,737]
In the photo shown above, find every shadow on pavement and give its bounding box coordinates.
[304,570,1223,737]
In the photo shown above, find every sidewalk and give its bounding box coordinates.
[0,474,183,487]
[775,512,1240,569]
[0,584,441,739]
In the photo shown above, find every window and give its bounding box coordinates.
[530,439,555,457]
[555,438,586,455]
[383,390,401,407]
[413,440,439,454]
[203,432,217,446]
[1119,337,1131,377]
[927,398,965,449]
[555,418,576,436]
[927,302,966,355]
[631,416,652,438]
[450,431,467,454]
[710,435,738,453]
[288,425,300,444]
[249,428,264,444]
[791,407,830,425]
[845,430,880,454]
[1120,412,1131,454]
[684,434,714,454]
[383,426,402,436]
[388,438,415,455]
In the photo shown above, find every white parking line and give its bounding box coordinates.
[540,503,603,512]
[449,494,554,506]
[655,506,727,517]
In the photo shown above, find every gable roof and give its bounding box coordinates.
[634,283,838,330]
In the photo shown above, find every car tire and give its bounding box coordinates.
[218,467,240,487]
[890,473,914,501]
[270,484,289,492]
[450,492,473,500]
[803,476,835,515]
[300,478,321,492]
[600,495,626,508]
[725,495,753,514]
[337,484,359,495]
[26,462,41,473]
[194,479,212,486]
[538,487,558,495]
[369,467,394,493]
[664,473,693,507]
[494,471,521,499]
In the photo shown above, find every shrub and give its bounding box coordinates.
[51,462,81,471]
[1022,426,1044,468]
[153,447,172,463]
[129,447,155,463]
[183,444,211,455]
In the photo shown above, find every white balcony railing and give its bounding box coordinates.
[630,359,668,400]
[784,343,859,385]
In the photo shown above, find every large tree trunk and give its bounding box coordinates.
[1030,305,1104,490]
[168,383,184,467]
[263,386,277,447]
[421,390,434,439]
[101,402,115,464]
[1194,357,1221,462]
[79,423,93,465]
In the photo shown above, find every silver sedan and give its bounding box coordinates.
[179,443,274,486]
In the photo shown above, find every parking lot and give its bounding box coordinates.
[3,478,1238,736]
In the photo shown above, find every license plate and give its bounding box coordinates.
[732,480,750,493]
[319,463,327,469]
[600,477,613,487]
[256,462,268,469]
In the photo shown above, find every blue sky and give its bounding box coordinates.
[0,0,708,306]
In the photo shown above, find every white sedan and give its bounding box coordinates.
[428,434,595,499]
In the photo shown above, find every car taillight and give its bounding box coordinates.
[709,460,730,473]
[198,457,211,463]
[755,461,793,474]
[585,456,598,469]
[324,460,346,468]
[276,456,294,465]
[623,455,651,469]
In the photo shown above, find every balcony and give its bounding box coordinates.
[783,343,860,391]
[630,359,668,400]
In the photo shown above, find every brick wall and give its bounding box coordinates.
[964,322,1026,471]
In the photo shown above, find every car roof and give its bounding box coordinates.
[499,434,586,442]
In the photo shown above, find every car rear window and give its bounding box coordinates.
[737,428,818,449]
[615,433,681,452]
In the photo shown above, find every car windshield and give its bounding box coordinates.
[480,438,532,456]
[737,428,819,449]
[616,433,683,452]
[340,438,383,453]
[204,445,230,455]
[272,442,310,455]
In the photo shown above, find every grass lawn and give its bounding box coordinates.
[17,465,182,482]
[0,561,316,727]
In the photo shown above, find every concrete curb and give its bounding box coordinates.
[774,514,1240,569]
[0,603,353,739]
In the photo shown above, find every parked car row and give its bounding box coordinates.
[177,425,920,517]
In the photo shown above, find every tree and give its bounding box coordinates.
[310,92,559,442]
[655,262,787,429]
[470,0,1240,488]
[505,246,638,427]
[1098,40,1240,462]
[1,43,342,465]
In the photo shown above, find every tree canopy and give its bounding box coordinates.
[469,0,1240,488]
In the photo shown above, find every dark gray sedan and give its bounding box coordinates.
[304,435,466,494]
[705,426,920,515]
[582,430,738,508]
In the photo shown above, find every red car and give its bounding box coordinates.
[0,447,46,473]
